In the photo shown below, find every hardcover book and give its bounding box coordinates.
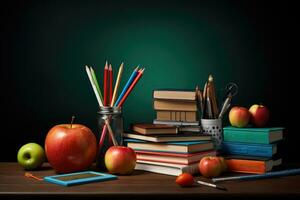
[154,99,197,111]
[125,139,214,154]
[153,119,199,126]
[135,150,216,165]
[123,132,211,143]
[223,127,284,144]
[135,161,199,176]
[156,111,198,122]
[224,156,282,174]
[132,124,178,135]
[153,90,196,101]
[221,141,277,157]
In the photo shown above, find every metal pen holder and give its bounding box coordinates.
[201,118,223,149]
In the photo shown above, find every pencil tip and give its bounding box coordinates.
[109,64,112,70]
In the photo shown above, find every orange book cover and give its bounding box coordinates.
[226,159,268,174]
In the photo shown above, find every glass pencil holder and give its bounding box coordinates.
[97,106,123,168]
[201,118,223,149]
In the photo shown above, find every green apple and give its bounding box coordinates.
[17,143,45,170]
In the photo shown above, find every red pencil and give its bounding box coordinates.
[117,68,145,107]
[103,61,108,106]
[109,64,113,105]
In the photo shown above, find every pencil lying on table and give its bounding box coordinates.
[196,180,227,191]
[212,168,300,182]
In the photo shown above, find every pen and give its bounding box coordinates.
[196,180,227,191]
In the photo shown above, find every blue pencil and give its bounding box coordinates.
[114,67,139,106]
[212,168,300,182]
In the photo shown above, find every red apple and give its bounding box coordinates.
[249,104,270,127]
[45,124,97,173]
[198,156,223,178]
[175,173,194,187]
[229,106,250,128]
[105,146,136,175]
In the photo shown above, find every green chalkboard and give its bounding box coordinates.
[3,1,288,161]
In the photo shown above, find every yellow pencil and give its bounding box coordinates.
[110,62,124,107]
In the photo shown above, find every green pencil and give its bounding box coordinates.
[90,66,104,103]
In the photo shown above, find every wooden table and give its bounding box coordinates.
[1,162,300,199]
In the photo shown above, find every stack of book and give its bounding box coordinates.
[124,124,216,176]
[221,126,284,174]
[153,90,201,133]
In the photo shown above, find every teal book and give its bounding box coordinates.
[223,127,284,144]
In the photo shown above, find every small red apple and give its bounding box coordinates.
[175,173,194,187]
[198,156,223,178]
[249,104,270,127]
[105,146,136,175]
[229,106,250,128]
[45,119,97,173]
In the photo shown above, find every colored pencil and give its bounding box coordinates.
[109,64,113,105]
[110,63,124,106]
[98,125,107,152]
[105,120,118,146]
[90,67,103,103]
[103,61,108,106]
[117,68,145,107]
[85,66,103,107]
[114,67,139,106]
[212,168,300,182]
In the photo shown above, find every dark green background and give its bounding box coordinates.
[2,0,291,161]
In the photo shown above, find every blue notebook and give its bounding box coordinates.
[44,171,118,186]
[221,141,277,157]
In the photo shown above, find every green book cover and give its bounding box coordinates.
[223,126,284,144]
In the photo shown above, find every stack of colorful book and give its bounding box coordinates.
[221,126,284,174]
[124,124,216,176]
[152,90,201,133]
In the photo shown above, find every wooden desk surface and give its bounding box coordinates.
[1,162,300,199]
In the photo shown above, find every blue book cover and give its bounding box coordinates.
[221,141,277,157]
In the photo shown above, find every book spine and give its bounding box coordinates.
[223,131,269,144]
[221,143,274,157]
[225,159,266,174]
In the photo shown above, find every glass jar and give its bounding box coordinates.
[97,106,123,168]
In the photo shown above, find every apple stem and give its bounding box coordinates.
[70,116,75,128]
